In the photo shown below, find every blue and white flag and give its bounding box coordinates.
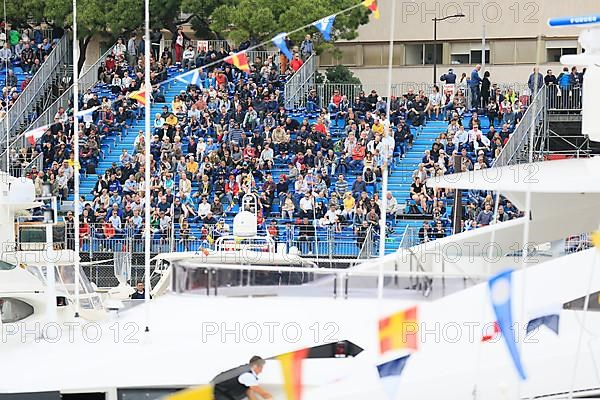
[377,355,410,400]
[175,69,202,87]
[75,106,99,118]
[272,33,293,60]
[488,268,527,380]
[313,15,336,41]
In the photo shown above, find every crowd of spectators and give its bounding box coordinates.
[18,29,582,253]
[20,30,405,253]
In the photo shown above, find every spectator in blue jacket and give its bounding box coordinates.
[440,68,456,84]
[527,67,543,94]
[469,64,482,108]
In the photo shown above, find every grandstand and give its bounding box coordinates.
[4,30,587,270]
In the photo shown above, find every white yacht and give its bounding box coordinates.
[2,17,600,400]
[0,153,599,400]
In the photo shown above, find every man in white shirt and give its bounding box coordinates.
[377,130,395,165]
[197,197,211,219]
[182,45,195,69]
[453,125,469,149]
[178,173,192,196]
[237,356,272,400]
[385,191,401,219]
[299,194,314,218]
[471,128,491,152]
[259,144,274,169]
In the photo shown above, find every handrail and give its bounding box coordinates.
[78,44,116,93]
[0,44,116,173]
[406,246,433,297]
[493,85,547,167]
[162,39,230,53]
[353,225,374,263]
[284,54,318,109]
[0,35,69,156]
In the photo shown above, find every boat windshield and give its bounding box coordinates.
[0,261,16,270]
[169,261,475,300]
[31,265,103,309]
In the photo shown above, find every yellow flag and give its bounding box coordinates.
[591,231,600,250]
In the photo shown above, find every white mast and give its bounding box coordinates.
[377,0,396,300]
[143,0,152,331]
[72,0,81,317]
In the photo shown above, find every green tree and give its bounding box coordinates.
[6,0,371,71]
[210,0,370,47]
[320,65,361,84]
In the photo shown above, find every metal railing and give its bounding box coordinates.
[79,44,116,92]
[284,54,318,109]
[0,35,70,162]
[308,82,531,112]
[48,219,372,259]
[162,39,229,53]
[162,39,278,66]
[246,50,279,65]
[545,84,582,111]
[493,86,547,167]
[399,225,419,249]
[0,44,117,173]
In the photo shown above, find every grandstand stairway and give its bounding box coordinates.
[75,70,493,258]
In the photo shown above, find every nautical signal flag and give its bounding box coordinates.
[592,231,600,250]
[526,314,560,335]
[176,69,202,87]
[75,105,99,119]
[481,321,500,342]
[224,52,250,73]
[377,355,410,400]
[313,15,336,41]
[488,268,527,380]
[163,384,213,400]
[363,0,380,19]
[378,306,418,354]
[277,347,309,400]
[128,89,148,106]
[272,32,293,61]
[525,303,561,336]
[25,125,49,145]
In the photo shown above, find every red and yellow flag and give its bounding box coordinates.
[363,0,380,19]
[128,89,148,106]
[224,52,250,73]
[378,306,418,354]
[164,384,213,400]
[277,348,309,400]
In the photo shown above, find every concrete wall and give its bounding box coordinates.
[345,63,562,87]
[324,0,598,86]
[350,0,598,42]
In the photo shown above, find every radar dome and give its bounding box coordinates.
[233,210,257,237]
[8,177,35,204]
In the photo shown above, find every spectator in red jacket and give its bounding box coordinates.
[290,53,304,72]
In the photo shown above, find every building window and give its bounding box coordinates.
[545,40,578,63]
[470,50,490,64]
[450,53,470,65]
[424,44,443,65]
[405,43,442,65]
[546,47,577,62]
[405,43,423,65]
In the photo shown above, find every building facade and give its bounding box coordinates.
[321,0,598,85]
